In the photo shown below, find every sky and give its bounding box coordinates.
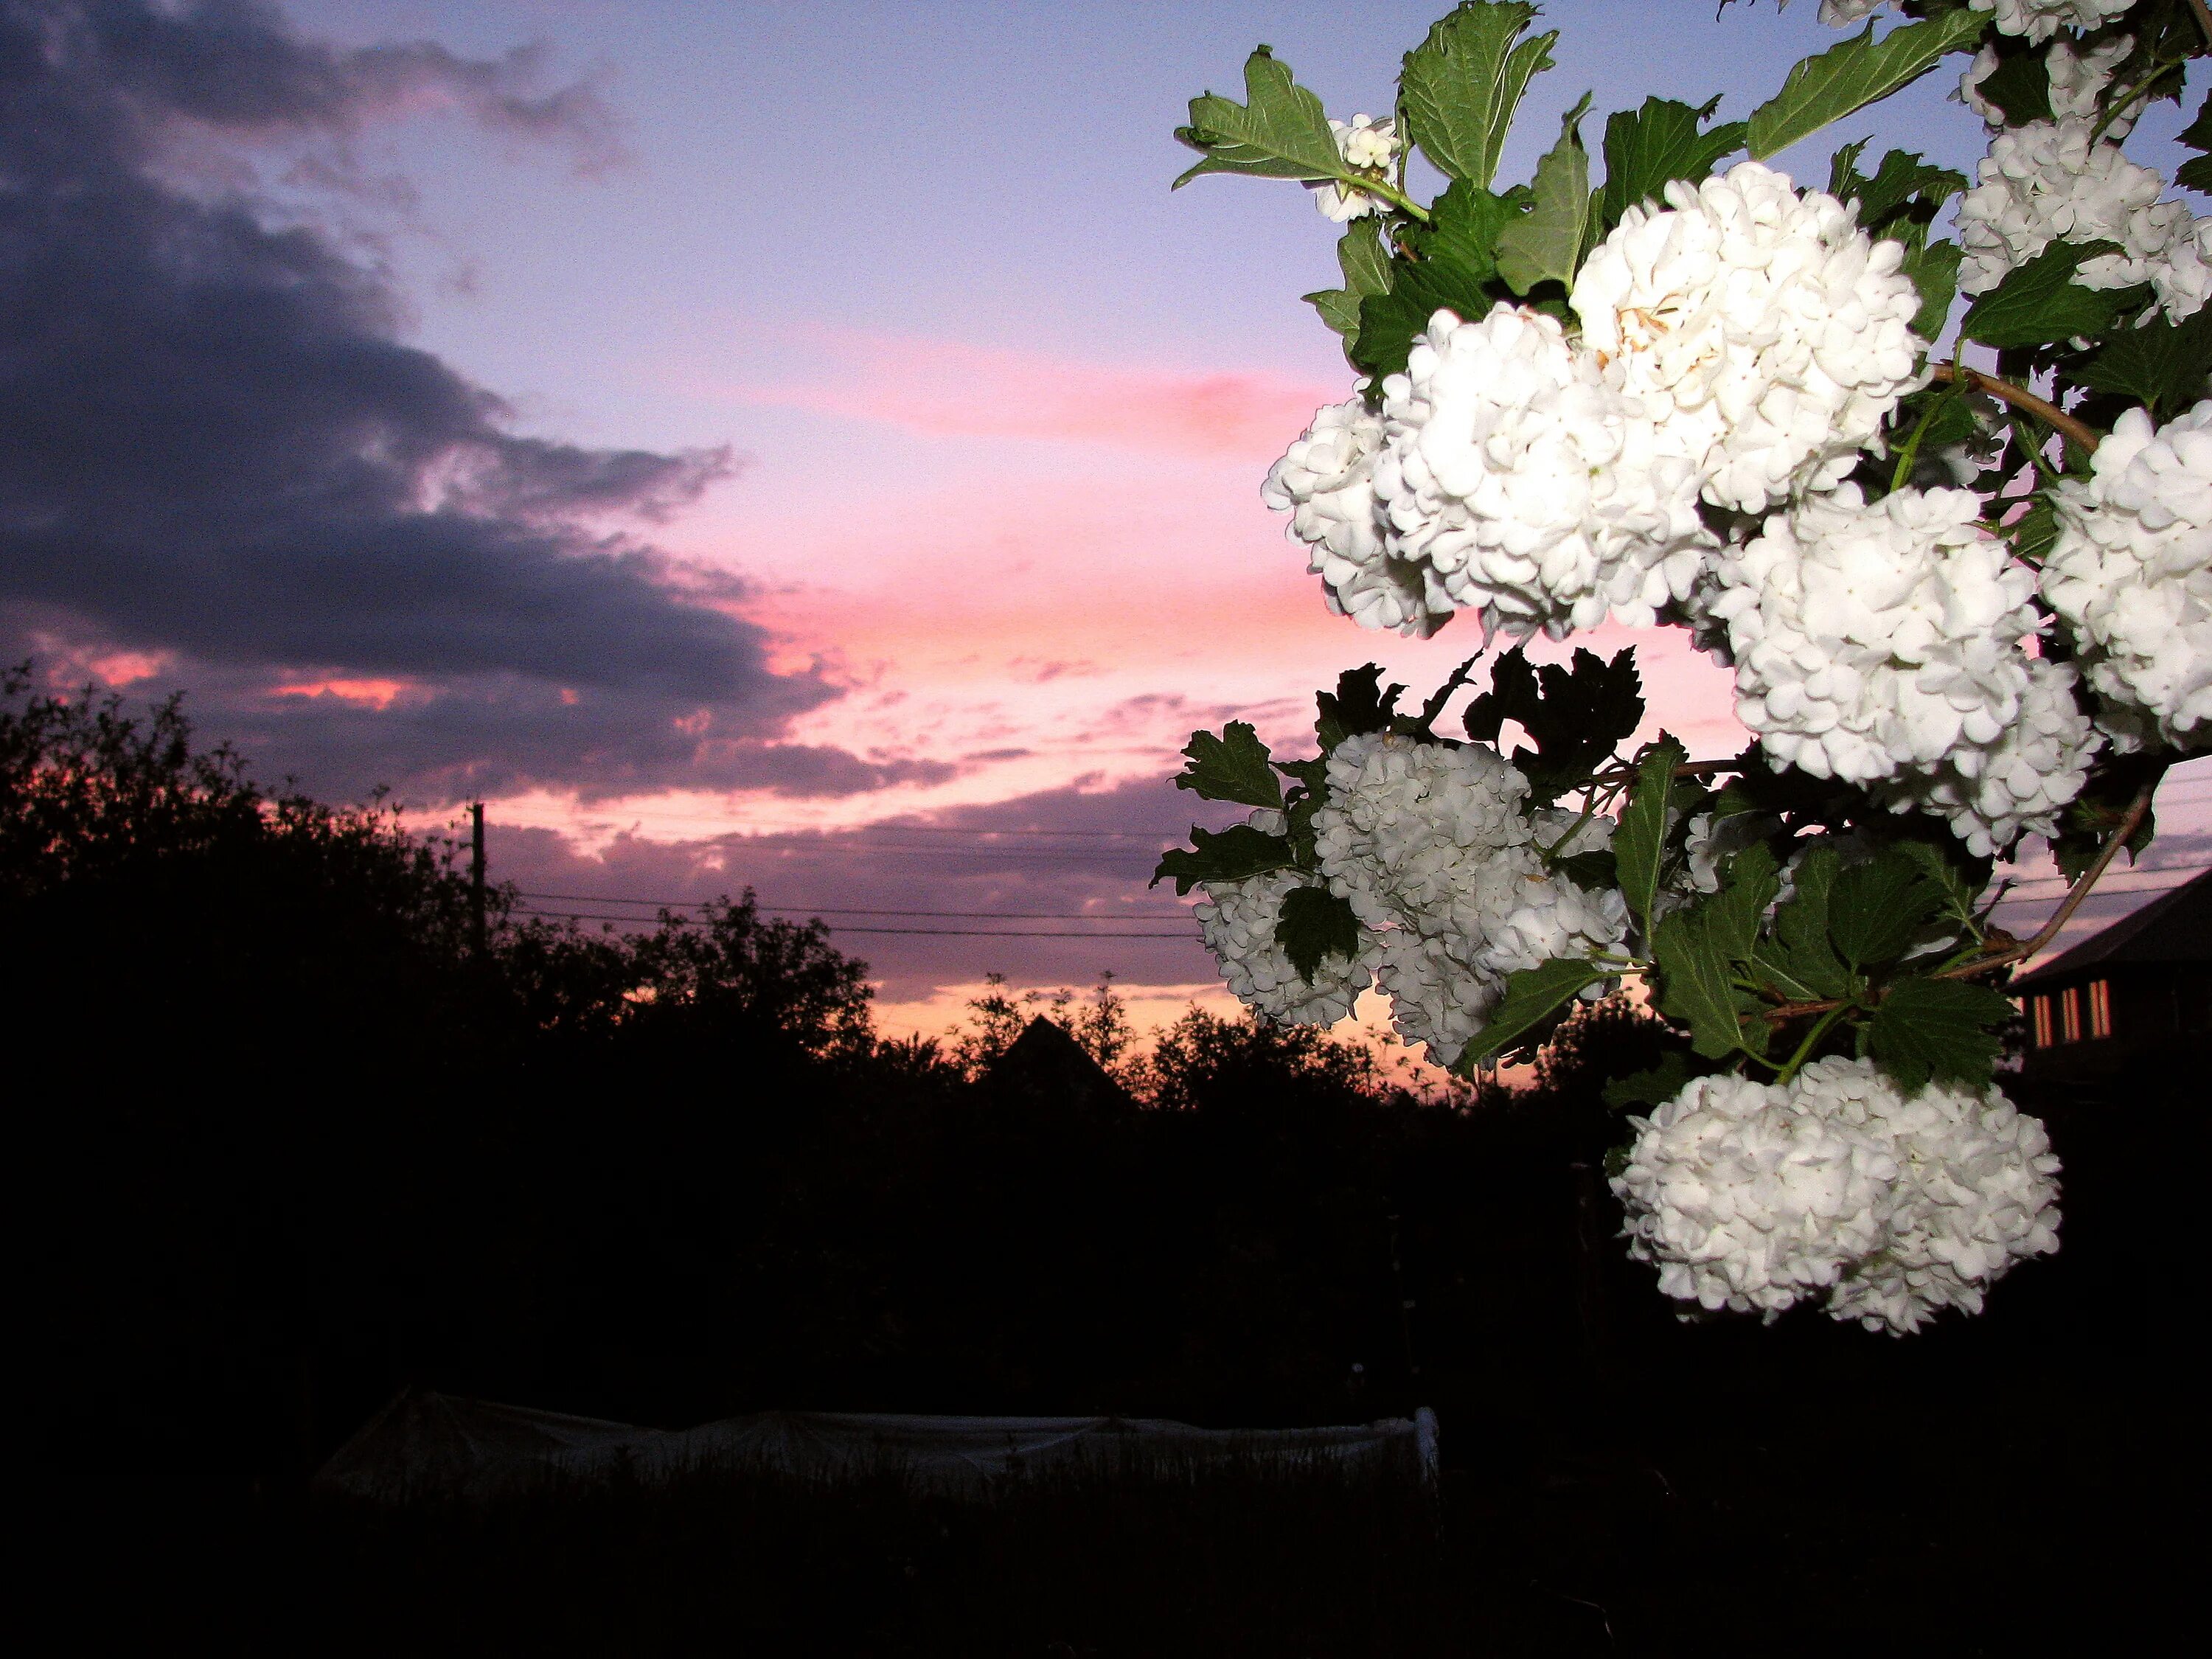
[4,0,2206,1051]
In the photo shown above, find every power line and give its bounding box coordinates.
[514,890,1192,920]
[492,812,1186,840]
[512,907,1194,939]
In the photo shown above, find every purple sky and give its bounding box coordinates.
[7,0,2205,1043]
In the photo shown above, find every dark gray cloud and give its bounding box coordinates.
[0,0,885,802]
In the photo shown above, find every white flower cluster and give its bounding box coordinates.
[1613,1057,2062,1335]
[1707,483,2097,851]
[1309,732,1627,1065]
[1820,0,2135,38]
[1955,117,2212,322]
[1261,399,1442,637]
[2044,401,2212,747]
[1961,35,2134,136]
[1195,849,1379,1028]
[1571,162,1925,514]
[1310,114,1400,222]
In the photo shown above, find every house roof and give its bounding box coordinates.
[2011,866,2212,990]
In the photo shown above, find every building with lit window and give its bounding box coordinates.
[2012,868,2211,1083]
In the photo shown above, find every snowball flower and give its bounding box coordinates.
[1196,861,1377,1027]
[1819,0,2132,35]
[1708,484,2093,850]
[1955,118,2209,322]
[2043,400,2212,746]
[1368,303,1713,639]
[1961,35,2134,135]
[1262,397,1447,638]
[1309,114,1399,221]
[1571,161,1926,514]
[1613,1057,2062,1335]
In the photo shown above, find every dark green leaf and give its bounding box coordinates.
[1747,10,1989,161]
[1398,1,1558,188]
[2181,153,2212,193]
[1151,824,1294,895]
[1555,849,1618,892]
[1602,1050,1695,1110]
[1902,237,1963,343]
[1971,47,2052,128]
[1497,93,1593,294]
[1316,664,1405,751]
[1866,975,2013,1093]
[2076,305,2212,417]
[2007,495,2058,564]
[1829,847,1946,972]
[1172,721,1283,809]
[1652,908,1750,1061]
[1705,841,1781,964]
[1763,844,1852,999]
[1613,735,1685,939]
[1351,183,1515,378]
[1963,241,2135,348]
[1601,97,1746,228]
[1276,884,1364,981]
[1456,956,1613,1070]
[1174,46,1348,187]
[1304,221,1396,345]
[1848,148,1966,230]
[1826,136,1871,201]
[1461,644,1645,805]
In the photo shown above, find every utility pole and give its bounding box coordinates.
[470,801,487,958]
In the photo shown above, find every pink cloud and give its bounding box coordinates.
[687,324,1340,459]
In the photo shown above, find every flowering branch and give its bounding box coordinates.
[1929,364,2098,457]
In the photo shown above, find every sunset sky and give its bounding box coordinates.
[7,0,2207,1054]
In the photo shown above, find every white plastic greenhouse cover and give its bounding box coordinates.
[313,1388,1441,1504]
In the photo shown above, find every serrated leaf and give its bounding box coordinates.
[1902,238,1963,342]
[1497,93,1592,294]
[2180,154,2212,194]
[1276,884,1364,982]
[1765,844,1852,999]
[1456,956,1613,1071]
[1304,222,1396,344]
[1747,10,1988,161]
[1174,46,1346,188]
[1461,644,1644,806]
[1555,849,1618,892]
[1866,975,2013,1093]
[1705,841,1781,964]
[1613,735,1686,941]
[1845,147,1966,230]
[1826,136,1871,201]
[1962,241,2135,349]
[2076,305,2212,417]
[1172,722,1283,810]
[1304,288,1363,338]
[1151,824,1294,895]
[1972,47,2051,128]
[1652,908,1750,1062]
[2006,495,2058,563]
[1398,0,1557,188]
[1829,847,1946,972]
[1316,664,1405,751]
[1350,183,1514,378]
[1601,1050,1694,1110]
[1599,97,1746,229]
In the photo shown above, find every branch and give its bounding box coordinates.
[1930,363,2099,458]
[1587,758,1739,786]
[2193,0,2212,51]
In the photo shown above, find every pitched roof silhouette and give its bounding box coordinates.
[2012,867,2212,990]
[981,1015,1135,1113]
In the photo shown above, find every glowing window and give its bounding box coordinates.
[2031,995,2054,1048]
[2061,986,2082,1043]
[2088,978,2114,1040]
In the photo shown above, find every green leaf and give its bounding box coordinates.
[1304,221,1395,344]
[1461,644,1645,806]
[1175,46,1349,188]
[1613,735,1686,941]
[1763,844,1852,1000]
[1962,241,2136,349]
[1398,1,1558,188]
[1600,96,1745,229]
[1555,849,1619,893]
[1172,721,1283,810]
[2006,495,2058,564]
[1829,847,1946,973]
[1971,47,2052,128]
[2077,305,2212,418]
[1497,93,1593,295]
[1705,841,1781,964]
[1602,1050,1695,1111]
[1835,147,1964,232]
[1902,238,1963,342]
[1866,975,2013,1094]
[1747,10,1989,161]
[1315,664,1405,751]
[1456,956,1613,1071]
[1151,824,1294,895]
[1276,884,1364,982]
[1652,908,1751,1062]
[1350,183,1515,378]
